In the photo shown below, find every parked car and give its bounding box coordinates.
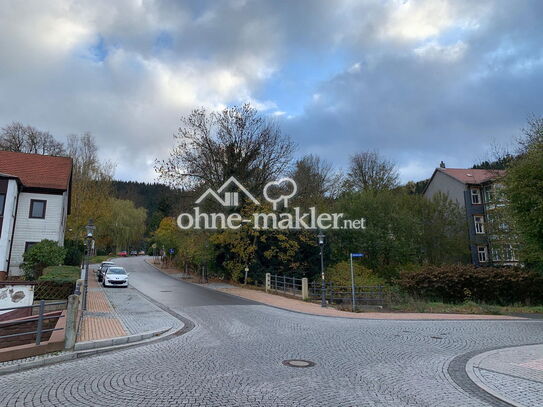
[97,262,115,282]
[117,251,128,257]
[130,250,137,256]
[102,266,129,288]
[138,250,145,255]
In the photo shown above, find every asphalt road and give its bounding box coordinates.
[1,256,543,406]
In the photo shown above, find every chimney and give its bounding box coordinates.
[439,161,446,168]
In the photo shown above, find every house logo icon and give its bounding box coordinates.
[195,176,260,207]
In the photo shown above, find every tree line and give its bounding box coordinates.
[152,104,488,285]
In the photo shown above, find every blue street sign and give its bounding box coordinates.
[169,248,175,254]
[351,253,365,257]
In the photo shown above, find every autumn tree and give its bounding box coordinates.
[101,199,147,252]
[65,133,115,244]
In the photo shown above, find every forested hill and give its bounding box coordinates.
[111,180,195,233]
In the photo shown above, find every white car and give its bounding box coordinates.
[102,266,129,288]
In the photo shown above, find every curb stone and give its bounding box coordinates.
[465,345,543,407]
[73,326,170,351]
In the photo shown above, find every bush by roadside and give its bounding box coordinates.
[398,264,543,305]
[21,240,66,280]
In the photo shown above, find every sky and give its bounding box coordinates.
[0,0,542,184]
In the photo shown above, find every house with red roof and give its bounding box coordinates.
[0,151,72,278]
[423,165,518,267]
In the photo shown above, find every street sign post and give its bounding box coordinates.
[350,253,365,311]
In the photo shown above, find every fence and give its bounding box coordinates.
[268,274,304,296]
[34,280,76,300]
[309,282,385,308]
[0,300,67,347]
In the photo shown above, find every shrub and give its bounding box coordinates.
[21,240,66,280]
[326,261,385,287]
[64,239,84,266]
[397,264,543,305]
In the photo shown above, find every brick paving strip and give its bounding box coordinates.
[78,277,128,342]
[466,344,543,407]
[213,286,524,320]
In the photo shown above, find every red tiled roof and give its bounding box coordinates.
[0,150,72,190]
[439,168,506,184]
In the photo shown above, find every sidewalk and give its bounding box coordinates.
[467,344,543,407]
[78,274,183,346]
[0,273,184,375]
[79,277,127,341]
[208,284,523,320]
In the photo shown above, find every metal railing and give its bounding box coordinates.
[0,300,67,346]
[309,282,385,307]
[269,274,303,296]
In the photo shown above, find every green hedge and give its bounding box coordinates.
[39,266,81,283]
[397,264,543,305]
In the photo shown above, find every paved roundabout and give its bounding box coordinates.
[1,257,542,406]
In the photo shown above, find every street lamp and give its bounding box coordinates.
[82,219,95,311]
[317,231,326,307]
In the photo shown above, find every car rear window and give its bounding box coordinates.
[107,268,127,275]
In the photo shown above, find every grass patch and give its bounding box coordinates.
[39,265,81,283]
[89,255,111,264]
[390,300,543,315]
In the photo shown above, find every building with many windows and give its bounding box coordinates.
[0,151,72,278]
[423,166,518,266]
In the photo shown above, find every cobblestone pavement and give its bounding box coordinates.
[1,257,542,406]
[467,344,543,406]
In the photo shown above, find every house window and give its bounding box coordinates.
[471,188,481,204]
[504,244,517,261]
[29,199,46,219]
[483,185,494,203]
[491,247,501,262]
[25,242,39,252]
[474,216,485,234]
[0,193,5,216]
[477,246,488,263]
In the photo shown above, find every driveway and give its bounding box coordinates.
[1,256,542,406]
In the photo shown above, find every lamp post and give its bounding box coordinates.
[82,219,95,311]
[318,231,326,307]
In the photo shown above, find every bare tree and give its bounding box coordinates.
[289,154,342,206]
[0,122,27,152]
[346,151,399,192]
[155,104,295,192]
[519,114,543,154]
[0,122,65,155]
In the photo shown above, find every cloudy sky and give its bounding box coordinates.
[1,0,542,183]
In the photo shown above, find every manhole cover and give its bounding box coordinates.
[282,359,315,368]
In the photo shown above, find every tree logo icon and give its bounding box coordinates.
[263,178,297,210]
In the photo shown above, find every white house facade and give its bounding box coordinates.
[0,151,72,278]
